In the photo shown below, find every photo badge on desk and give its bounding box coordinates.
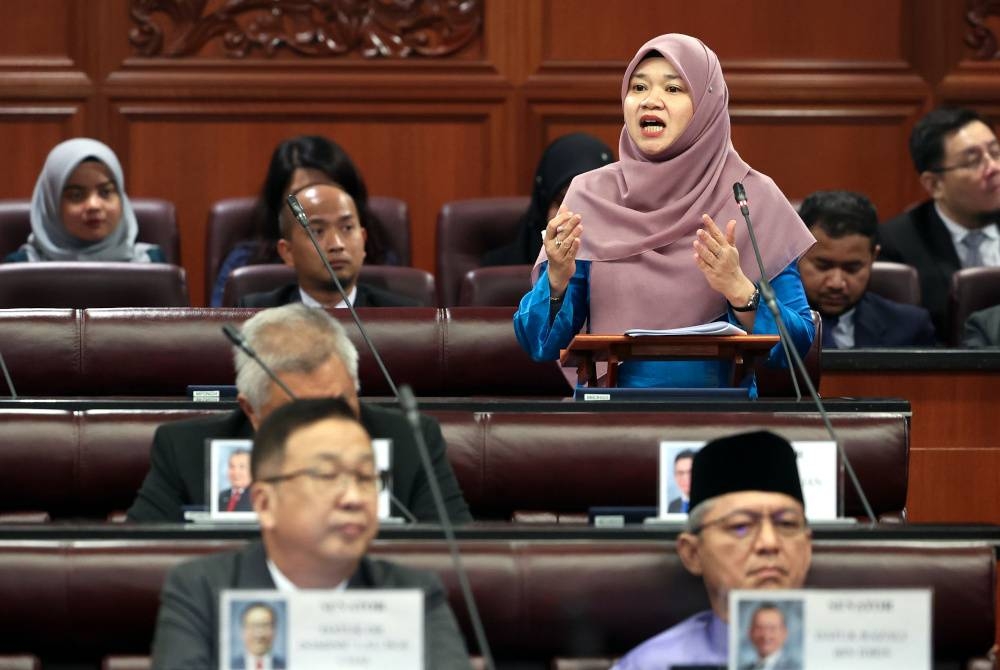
[207,438,394,522]
[658,439,839,521]
[220,589,423,670]
[728,589,931,670]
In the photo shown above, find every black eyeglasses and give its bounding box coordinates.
[932,144,1000,173]
[256,466,387,494]
[691,509,808,542]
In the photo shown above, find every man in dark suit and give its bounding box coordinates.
[126,303,471,524]
[231,602,285,669]
[218,448,254,513]
[798,190,936,347]
[743,604,800,670]
[879,107,1000,339]
[238,183,420,308]
[666,449,694,513]
[151,397,472,669]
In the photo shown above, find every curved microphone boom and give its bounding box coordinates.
[286,194,399,399]
[222,324,296,401]
[286,195,496,668]
[0,349,16,399]
[399,385,495,670]
[733,183,876,523]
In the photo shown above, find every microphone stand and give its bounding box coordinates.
[0,349,16,399]
[285,194,497,670]
[733,183,876,523]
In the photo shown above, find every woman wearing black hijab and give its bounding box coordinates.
[482,133,613,266]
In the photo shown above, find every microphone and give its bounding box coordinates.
[0,349,16,399]
[286,194,399,398]
[222,323,423,524]
[732,182,876,523]
[222,323,297,402]
[399,385,495,670]
[288,194,495,666]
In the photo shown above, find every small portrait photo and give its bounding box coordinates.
[228,598,288,669]
[658,441,702,517]
[208,439,256,519]
[735,598,804,670]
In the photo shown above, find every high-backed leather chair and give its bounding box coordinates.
[204,195,411,300]
[949,266,1000,345]
[435,196,529,306]
[868,261,921,306]
[222,263,437,306]
[457,265,532,306]
[0,198,179,263]
[0,263,189,308]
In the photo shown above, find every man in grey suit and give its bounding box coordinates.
[151,397,473,669]
[964,304,1000,346]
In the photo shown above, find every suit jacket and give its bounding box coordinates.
[237,282,421,308]
[217,487,253,513]
[126,404,472,524]
[878,200,960,341]
[830,291,937,348]
[151,541,472,670]
[231,655,285,669]
[963,304,1000,346]
[667,497,687,514]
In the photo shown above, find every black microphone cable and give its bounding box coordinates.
[733,182,876,523]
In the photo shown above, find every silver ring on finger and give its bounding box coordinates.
[555,239,562,248]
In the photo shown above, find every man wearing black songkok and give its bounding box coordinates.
[613,431,812,669]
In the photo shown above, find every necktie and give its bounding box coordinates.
[682,499,689,513]
[962,230,986,267]
[226,488,242,512]
[256,659,263,670]
[821,314,839,348]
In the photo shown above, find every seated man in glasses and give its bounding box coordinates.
[151,397,473,669]
[612,431,812,669]
[879,107,1000,340]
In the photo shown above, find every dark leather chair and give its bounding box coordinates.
[458,265,532,306]
[222,263,436,307]
[204,195,411,300]
[949,267,1000,345]
[868,261,921,306]
[0,198,179,263]
[0,262,189,308]
[435,196,529,306]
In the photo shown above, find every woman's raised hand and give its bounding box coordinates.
[693,214,756,308]
[544,204,583,298]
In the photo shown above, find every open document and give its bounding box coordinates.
[624,321,747,337]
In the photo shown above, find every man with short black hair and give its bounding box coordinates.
[152,397,472,669]
[667,449,695,513]
[879,107,1000,337]
[798,190,935,347]
[234,601,283,669]
[612,431,812,669]
[744,604,798,670]
[219,448,253,513]
[239,183,419,308]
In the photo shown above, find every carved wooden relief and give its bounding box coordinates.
[965,0,1000,59]
[129,0,482,58]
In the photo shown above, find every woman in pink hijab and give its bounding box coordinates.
[514,34,816,393]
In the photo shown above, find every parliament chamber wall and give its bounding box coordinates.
[2,0,999,305]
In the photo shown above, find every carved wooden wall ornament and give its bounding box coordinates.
[965,0,1000,60]
[129,0,482,58]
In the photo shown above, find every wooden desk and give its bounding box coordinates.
[560,333,779,387]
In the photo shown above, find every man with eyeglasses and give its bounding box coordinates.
[126,303,471,524]
[879,107,1000,340]
[151,397,473,669]
[612,431,812,669]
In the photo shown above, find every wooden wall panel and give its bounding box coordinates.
[542,0,908,65]
[0,0,996,308]
[115,101,505,296]
[908,450,1000,523]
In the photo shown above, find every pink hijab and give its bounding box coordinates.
[533,34,814,333]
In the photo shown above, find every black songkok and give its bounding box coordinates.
[688,431,804,510]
